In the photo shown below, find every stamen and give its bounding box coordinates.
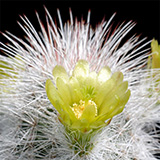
[71,100,97,119]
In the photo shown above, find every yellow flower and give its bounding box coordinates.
[147,39,160,100]
[148,39,160,69]
[0,55,23,79]
[46,60,130,133]
[0,60,13,79]
[0,56,23,93]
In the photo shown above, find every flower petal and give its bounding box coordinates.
[97,66,111,84]
[46,79,76,121]
[60,110,71,126]
[85,71,97,87]
[112,71,124,84]
[52,65,69,83]
[80,104,97,122]
[45,79,64,114]
[72,60,89,83]
[119,89,131,106]
[97,90,130,121]
[56,77,72,105]
[69,76,83,103]
[95,71,124,107]
[94,77,116,107]
[98,95,119,116]
[98,81,129,115]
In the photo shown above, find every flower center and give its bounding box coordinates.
[71,100,97,119]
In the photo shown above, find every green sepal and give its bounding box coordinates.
[71,119,89,132]
[90,120,106,129]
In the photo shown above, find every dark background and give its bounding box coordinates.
[0,0,159,44]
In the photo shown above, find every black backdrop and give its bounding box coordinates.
[0,0,160,43]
